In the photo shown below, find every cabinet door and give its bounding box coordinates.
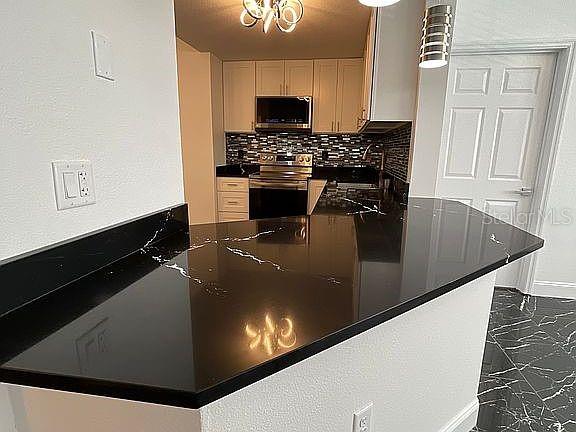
[285,60,314,96]
[256,60,285,95]
[223,61,256,132]
[312,59,339,133]
[361,10,377,128]
[336,59,364,133]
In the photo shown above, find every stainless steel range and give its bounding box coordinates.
[249,153,313,219]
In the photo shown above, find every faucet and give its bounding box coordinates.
[361,143,375,161]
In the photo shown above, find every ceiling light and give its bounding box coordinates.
[419,4,453,69]
[240,0,304,34]
[358,0,401,6]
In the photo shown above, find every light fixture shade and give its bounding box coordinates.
[358,0,401,6]
[419,4,453,69]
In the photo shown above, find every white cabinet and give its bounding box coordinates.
[313,60,339,133]
[363,1,424,123]
[223,61,256,132]
[256,60,313,96]
[313,59,363,133]
[360,9,377,129]
[336,59,364,133]
[217,177,249,222]
[256,60,285,96]
[285,60,314,96]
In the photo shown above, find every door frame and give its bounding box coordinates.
[448,39,576,294]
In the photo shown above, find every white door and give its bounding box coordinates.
[437,53,556,288]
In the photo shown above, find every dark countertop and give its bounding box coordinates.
[0,193,543,409]
[216,164,380,184]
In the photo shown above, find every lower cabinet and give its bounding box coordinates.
[217,177,249,222]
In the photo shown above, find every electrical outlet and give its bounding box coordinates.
[353,404,373,432]
[52,160,96,210]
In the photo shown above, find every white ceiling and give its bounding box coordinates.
[174,0,372,60]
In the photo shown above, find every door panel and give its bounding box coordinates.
[437,53,556,288]
[444,108,484,178]
[489,108,533,180]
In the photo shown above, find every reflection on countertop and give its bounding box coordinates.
[0,192,543,409]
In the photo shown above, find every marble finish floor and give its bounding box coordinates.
[473,288,576,432]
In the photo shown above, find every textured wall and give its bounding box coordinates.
[0,0,184,261]
[226,123,412,181]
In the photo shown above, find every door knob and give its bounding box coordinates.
[513,187,534,196]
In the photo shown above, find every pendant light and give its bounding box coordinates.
[419,4,453,69]
[358,0,401,6]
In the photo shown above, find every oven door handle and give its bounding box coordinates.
[250,179,308,190]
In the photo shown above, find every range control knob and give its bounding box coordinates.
[305,156,311,163]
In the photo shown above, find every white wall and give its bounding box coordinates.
[411,0,576,293]
[0,0,184,262]
[0,386,15,432]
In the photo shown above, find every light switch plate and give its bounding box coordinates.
[353,403,373,432]
[52,160,96,210]
[91,31,114,81]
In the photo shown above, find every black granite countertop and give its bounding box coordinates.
[0,193,544,409]
[216,164,379,184]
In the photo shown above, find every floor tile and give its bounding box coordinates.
[476,372,562,431]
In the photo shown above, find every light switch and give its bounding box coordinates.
[63,172,79,198]
[91,31,114,81]
[52,161,96,210]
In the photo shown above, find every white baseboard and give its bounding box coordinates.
[438,398,479,432]
[532,280,576,299]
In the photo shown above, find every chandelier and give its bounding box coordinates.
[240,0,304,33]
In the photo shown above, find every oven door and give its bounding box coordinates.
[249,179,308,219]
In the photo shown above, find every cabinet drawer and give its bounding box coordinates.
[218,192,249,213]
[218,212,249,223]
[217,177,249,192]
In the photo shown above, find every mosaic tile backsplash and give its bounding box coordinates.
[225,123,412,182]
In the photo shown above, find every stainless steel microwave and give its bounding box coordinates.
[255,96,312,131]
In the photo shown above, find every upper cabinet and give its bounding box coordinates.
[256,61,285,96]
[336,59,364,133]
[360,10,377,129]
[313,59,363,133]
[313,60,339,133]
[362,2,424,124]
[256,60,313,96]
[284,60,314,96]
[223,61,256,132]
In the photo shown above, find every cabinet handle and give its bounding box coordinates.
[228,200,239,205]
[331,121,334,132]
[337,121,340,132]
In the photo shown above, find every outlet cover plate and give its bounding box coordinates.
[353,403,373,432]
[52,160,96,210]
